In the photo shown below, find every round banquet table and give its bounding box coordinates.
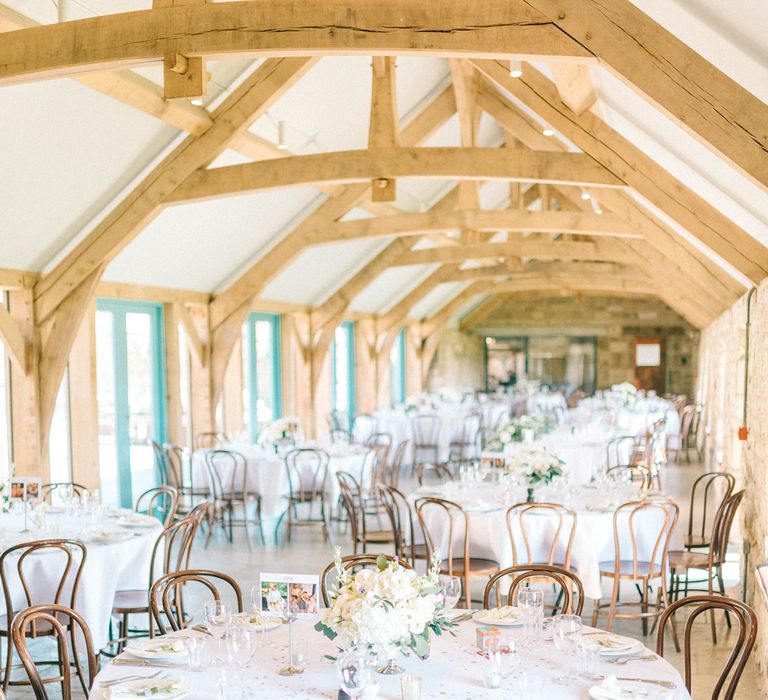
[90,616,689,699]
[191,443,372,519]
[0,509,162,650]
[412,483,680,601]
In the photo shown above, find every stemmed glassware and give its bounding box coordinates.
[516,586,544,642]
[552,614,583,683]
[488,635,519,687]
[205,600,232,661]
[336,651,371,699]
[437,575,461,612]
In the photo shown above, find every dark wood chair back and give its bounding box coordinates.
[483,564,585,615]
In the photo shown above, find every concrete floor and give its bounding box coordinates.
[7,458,764,698]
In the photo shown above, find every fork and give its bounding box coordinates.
[99,670,164,687]
[606,654,657,665]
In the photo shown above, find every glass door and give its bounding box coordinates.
[96,300,167,508]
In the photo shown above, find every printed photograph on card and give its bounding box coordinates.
[259,573,320,617]
[9,479,26,501]
[24,478,41,502]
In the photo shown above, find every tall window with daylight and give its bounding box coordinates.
[48,369,72,483]
[243,313,282,443]
[332,321,356,418]
[389,329,406,406]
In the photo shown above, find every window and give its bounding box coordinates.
[389,329,406,406]
[243,313,282,443]
[331,321,356,417]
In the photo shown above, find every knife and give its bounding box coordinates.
[112,659,181,669]
[615,677,677,689]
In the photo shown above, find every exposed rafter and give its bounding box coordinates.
[369,56,400,202]
[168,148,625,203]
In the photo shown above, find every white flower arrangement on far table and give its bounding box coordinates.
[315,551,455,669]
[508,447,564,486]
[258,418,298,444]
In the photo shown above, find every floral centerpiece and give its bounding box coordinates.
[508,447,564,488]
[315,550,455,673]
[403,393,437,414]
[612,381,638,408]
[486,414,555,451]
[259,418,298,448]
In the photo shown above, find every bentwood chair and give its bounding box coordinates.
[204,449,264,549]
[328,409,352,433]
[657,595,757,700]
[194,431,229,450]
[605,464,653,491]
[506,502,577,570]
[110,509,205,652]
[0,540,87,694]
[415,497,500,608]
[352,414,378,445]
[378,485,428,567]
[415,462,453,487]
[336,472,395,555]
[606,436,638,469]
[150,570,243,635]
[668,491,744,643]
[12,604,98,700]
[448,412,482,464]
[40,482,87,505]
[165,443,208,515]
[329,429,354,444]
[683,472,735,550]
[280,448,331,544]
[592,499,679,644]
[668,405,697,463]
[411,415,442,466]
[321,554,412,607]
[483,565,585,615]
[388,440,409,489]
[135,485,179,527]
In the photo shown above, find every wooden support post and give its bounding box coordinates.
[163,52,207,100]
[188,304,214,440]
[369,57,400,202]
[355,319,379,413]
[404,327,423,397]
[8,289,43,478]
[163,303,183,447]
[69,301,100,491]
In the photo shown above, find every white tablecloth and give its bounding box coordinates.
[90,618,688,699]
[414,484,680,600]
[192,444,372,519]
[0,510,161,649]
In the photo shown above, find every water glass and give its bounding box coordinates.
[516,586,544,642]
[552,614,582,683]
[578,641,600,680]
[437,575,461,611]
[400,674,421,700]
[187,636,211,672]
[337,651,371,699]
[291,638,308,672]
[224,627,254,669]
[481,655,500,689]
[489,636,519,683]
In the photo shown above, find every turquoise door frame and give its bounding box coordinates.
[391,328,406,405]
[96,299,168,508]
[245,312,282,443]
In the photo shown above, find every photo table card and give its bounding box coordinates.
[259,573,320,617]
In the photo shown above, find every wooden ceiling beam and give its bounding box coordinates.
[549,63,597,116]
[443,261,648,283]
[170,148,625,203]
[33,57,316,324]
[369,57,400,202]
[317,209,639,245]
[476,83,746,303]
[472,59,768,283]
[0,1,589,85]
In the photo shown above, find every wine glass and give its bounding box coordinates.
[488,635,519,686]
[516,586,544,642]
[552,614,582,683]
[224,627,254,669]
[337,651,371,699]
[438,575,462,612]
[204,600,232,639]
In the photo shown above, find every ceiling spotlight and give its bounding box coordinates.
[581,190,591,201]
[595,207,603,215]
[446,231,458,238]
[190,97,203,106]
[542,128,555,137]
[509,60,523,78]
[277,120,288,150]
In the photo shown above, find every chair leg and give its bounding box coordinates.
[641,579,649,637]
[591,598,601,628]
[659,576,680,653]
[606,576,620,632]
[717,566,732,629]
[3,629,13,692]
[243,504,252,553]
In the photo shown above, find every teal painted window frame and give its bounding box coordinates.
[96,299,168,508]
[390,329,406,405]
[245,312,282,443]
[331,320,356,418]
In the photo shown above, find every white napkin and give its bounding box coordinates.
[106,678,187,698]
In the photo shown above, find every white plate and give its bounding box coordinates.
[585,633,645,657]
[473,607,523,626]
[231,613,281,632]
[105,677,188,699]
[124,639,188,660]
[89,531,133,544]
[116,516,157,529]
[589,679,672,699]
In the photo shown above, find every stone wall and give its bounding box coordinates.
[464,295,699,395]
[427,328,485,393]
[698,280,768,678]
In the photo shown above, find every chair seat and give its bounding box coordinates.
[668,550,712,571]
[359,530,395,544]
[112,589,149,614]
[598,560,665,578]
[683,534,710,549]
[410,543,429,560]
[439,557,500,576]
